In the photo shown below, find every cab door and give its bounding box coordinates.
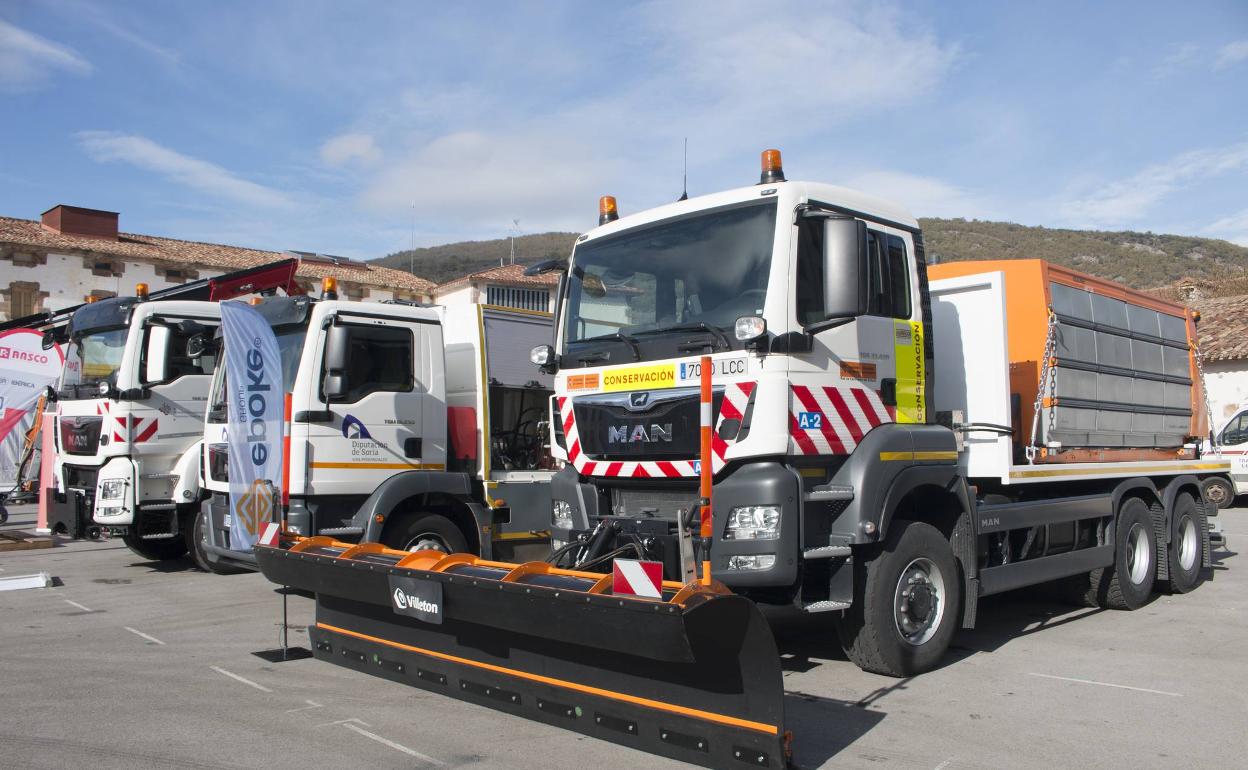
[303,313,435,498]
[788,215,923,457]
[131,314,218,502]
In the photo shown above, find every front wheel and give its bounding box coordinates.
[382,512,470,555]
[837,521,962,677]
[190,505,247,575]
[1201,477,1235,510]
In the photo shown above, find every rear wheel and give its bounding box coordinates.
[837,521,961,676]
[1164,493,1204,594]
[1201,477,1234,510]
[383,512,470,555]
[122,532,188,561]
[1086,497,1155,610]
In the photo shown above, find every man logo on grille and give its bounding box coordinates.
[234,478,273,537]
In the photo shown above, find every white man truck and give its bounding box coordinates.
[530,149,1227,676]
[194,284,557,573]
[249,151,1230,768]
[44,260,300,559]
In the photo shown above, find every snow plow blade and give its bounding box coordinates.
[255,537,788,768]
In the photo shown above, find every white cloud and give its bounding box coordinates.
[78,132,293,209]
[1057,141,1248,228]
[320,133,382,166]
[1215,40,1248,70]
[841,171,995,220]
[0,19,90,93]
[351,1,961,234]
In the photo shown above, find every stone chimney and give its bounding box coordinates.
[41,205,119,240]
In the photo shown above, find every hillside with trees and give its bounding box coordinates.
[374,219,1248,291]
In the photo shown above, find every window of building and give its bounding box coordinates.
[85,256,122,277]
[9,282,39,317]
[323,324,414,402]
[486,285,550,312]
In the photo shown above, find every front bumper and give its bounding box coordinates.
[199,493,259,569]
[556,462,800,589]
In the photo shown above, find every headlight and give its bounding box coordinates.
[727,554,776,571]
[552,499,574,530]
[100,479,126,500]
[724,505,780,540]
[96,506,124,518]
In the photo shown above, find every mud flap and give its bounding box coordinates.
[256,540,789,768]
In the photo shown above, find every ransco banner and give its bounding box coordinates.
[220,303,284,551]
[0,329,63,488]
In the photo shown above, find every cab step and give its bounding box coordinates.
[318,526,364,536]
[804,484,854,503]
[802,545,852,559]
[802,600,851,614]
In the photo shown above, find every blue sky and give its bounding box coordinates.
[1,0,1246,261]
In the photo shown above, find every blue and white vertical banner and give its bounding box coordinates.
[221,303,284,551]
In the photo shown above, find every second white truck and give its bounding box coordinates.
[194,284,558,573]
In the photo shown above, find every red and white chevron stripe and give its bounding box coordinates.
[97,402,158,444]
[789,384,892,456]
[558,381,755,478]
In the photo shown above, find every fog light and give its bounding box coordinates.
[551,538,567,550]
[97,506,124,518]
[552,499,574,530]
[727,554,776,571]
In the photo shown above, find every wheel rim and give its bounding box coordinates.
[1178,516,1199,572]
[893,557,946,646]
[1206,482,1229,506]
[404,532,451,553]
[1125,522,1151,585]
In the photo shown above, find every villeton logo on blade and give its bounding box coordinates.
[388,575,443,624]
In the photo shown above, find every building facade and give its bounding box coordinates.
[0,204,435,321]
[432,264,559,313]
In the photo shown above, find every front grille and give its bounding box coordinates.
[60,416,102,456]
[63,465,99,497]
[574,387,723,461]
[610,487,698,518]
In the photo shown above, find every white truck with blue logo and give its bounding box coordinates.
[194,284,557,573]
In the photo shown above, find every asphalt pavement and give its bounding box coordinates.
[1,503,1244,769]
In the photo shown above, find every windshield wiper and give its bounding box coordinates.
[633,322,731,351]
[576,330,642,362]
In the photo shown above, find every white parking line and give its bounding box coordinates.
[342,722,443,765]
[210,666,273,693]
[1028,672,1182,697]
[123,626,165,645]
[64,599,94,612]
[286,700,324,713]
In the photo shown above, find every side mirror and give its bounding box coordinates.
[41,331,56,351]
[323,324,350,402]
[43,384,58,404]
[323,373,348,402]
[186,333,214,359]
[823,217,869,320]
[529,344,557,374]
[143,325,171,385]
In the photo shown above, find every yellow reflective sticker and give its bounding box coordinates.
[601,364,677,392]
[893,319,925,424]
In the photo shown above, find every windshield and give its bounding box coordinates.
[60,328,127,398]
[208,324,308,422]
[564,200,777,347]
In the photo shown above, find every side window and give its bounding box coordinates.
[143,320,218,382]
[1222,413,1248,445]
[866,231,912,320]
[794,219,912,324]
[332,324,414,402]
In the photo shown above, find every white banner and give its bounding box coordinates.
[221,303,284,551]
[0,330,63,488]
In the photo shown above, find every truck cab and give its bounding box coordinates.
[48,295,220,559]
[196,291,557,573]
